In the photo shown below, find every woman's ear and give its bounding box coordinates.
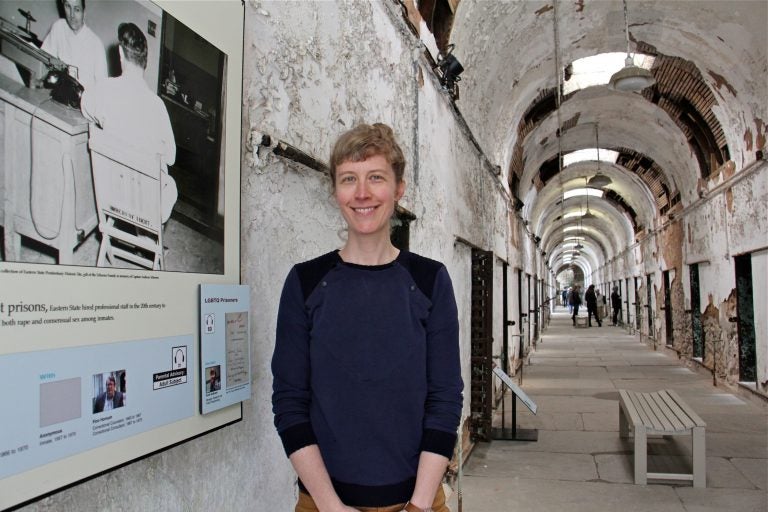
[395,180,406,201]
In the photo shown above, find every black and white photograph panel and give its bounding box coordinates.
[0,0,226,274]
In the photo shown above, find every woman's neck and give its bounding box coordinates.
[339,237,399,266]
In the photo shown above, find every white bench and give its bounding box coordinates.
[618,389,706,487]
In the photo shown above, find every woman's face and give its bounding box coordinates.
[334,154,405,241]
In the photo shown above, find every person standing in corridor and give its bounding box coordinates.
[611,286,622,326]
[585,284,602,327]
[569,285,582,325]
[271,123,463,512]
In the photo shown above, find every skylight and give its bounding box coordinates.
[563,148,619,167]
[563,187,604,199]
[563,52,655,95]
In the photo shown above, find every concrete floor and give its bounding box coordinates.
[447,309,768,512]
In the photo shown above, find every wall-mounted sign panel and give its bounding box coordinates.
[0,335,194,480]
[0,1,245,509]
[200,284,251,414]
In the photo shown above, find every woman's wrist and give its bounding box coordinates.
[402,501,433,512]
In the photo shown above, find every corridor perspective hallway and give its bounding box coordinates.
[448,308,767,512]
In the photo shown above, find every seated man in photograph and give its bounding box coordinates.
[42,0,107,92]
[93,375,124,413]
[81,22,177,224]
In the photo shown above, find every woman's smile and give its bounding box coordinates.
[335,154,404,240]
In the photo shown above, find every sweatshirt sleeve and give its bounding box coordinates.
[420,265,463,459]
[271,267,317,456]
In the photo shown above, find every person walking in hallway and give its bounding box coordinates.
[568,285,581,325]
[611,285,622,326]
[584,284,602,327]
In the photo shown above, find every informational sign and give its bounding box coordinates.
[492,365,538,414]
[200,285,252,414]
[0,335,194,480]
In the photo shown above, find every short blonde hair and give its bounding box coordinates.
[329,123,405,189]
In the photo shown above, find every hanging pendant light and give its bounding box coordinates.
[588,172,612,188]
[608,0,656,92]
[588,123,613,188]
[582,176,597,219]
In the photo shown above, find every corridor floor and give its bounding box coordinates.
[446,309,767,512]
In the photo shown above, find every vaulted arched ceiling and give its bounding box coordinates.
[448,0,767,274]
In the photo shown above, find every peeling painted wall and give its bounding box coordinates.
[240,0,513,509]
[14,1,511,510]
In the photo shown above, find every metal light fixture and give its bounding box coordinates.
[437,44,464,99]
[588,124,613,188]
[588,172,612,188]
[582,176,597,219]
[608,0,656,92]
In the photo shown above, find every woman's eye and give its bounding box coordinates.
[340,175,355,183]
[370,175,384,181]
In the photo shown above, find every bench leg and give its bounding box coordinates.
[692,426,706,488]
[619,406,629,438]
[634,430,647,485]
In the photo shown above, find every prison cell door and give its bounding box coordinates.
[470,248,493,440]
[690,264,704,359]
[663,270,674,347]
[646,274,654,335]
[634,276,642,331]
[625,277,632,326]
[517,268,525,361]
[533,274,539,341]
[734,254,757,383]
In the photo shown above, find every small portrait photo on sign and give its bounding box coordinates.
[92,370,126,413]
[205,365,221,394]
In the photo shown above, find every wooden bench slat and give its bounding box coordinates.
[627,392,654,429]
[666,389,707,427]
[657,390,697,430]
[643,392,680,431]
[650,391,688,431]
[634,392,666,432]
[618,389,644,428]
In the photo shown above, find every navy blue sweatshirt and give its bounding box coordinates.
[272,250,463,507]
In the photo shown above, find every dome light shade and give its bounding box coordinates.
[588,171,613,188]
[610,0,656,92]
[609,56,656,91]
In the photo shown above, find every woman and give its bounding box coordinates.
[272,123,463,512]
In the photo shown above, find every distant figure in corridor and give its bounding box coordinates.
[568,285,582,325]
[585,284,602,327]
[611,286,622,326]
